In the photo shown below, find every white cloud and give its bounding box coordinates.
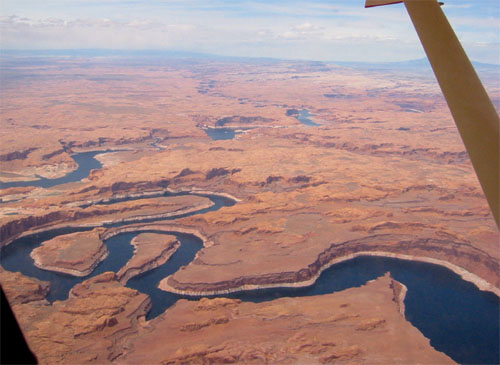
[277,22,324,40]
[294,23,315,31]
[0,0,498,64]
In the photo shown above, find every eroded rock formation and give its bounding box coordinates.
[10,272,151,364]
[30,228,108,277]
[119,274,454,364]
[0,266,50,305]
[1,55,498,364]
[117,233,180,283]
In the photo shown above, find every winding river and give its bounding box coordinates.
[0,152,498,364]
[0,150,107,190]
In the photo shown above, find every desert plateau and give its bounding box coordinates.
[0,50,499,364]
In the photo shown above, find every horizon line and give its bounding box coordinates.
[1,48,499,67]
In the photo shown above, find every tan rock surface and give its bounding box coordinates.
[4,132,495,295]
[0,266,50,305]
[12,272,151,364]
[1,56,498,363]
[2,57,498,294]
[1,194,213,247]
[0,147,77,182]
[117,233,180,283]
[119,274,454,364]
[30,228,108,276]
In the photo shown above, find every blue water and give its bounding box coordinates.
[0,194,234,301]
[0,227,94,301]
[2,206,499,364]
[0,151,106,190]
[127,231,203,319]
[222,256,499,365]
[0,149,498,363]
[296,109,321,126]
[203,128,240,140]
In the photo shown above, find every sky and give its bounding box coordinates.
[1,0,499,63]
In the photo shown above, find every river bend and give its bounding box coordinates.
[0,153,498,364]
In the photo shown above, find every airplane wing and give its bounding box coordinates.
[365,0,402,7]
[366,0,500,227]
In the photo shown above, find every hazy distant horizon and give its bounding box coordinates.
[1,0,498,64]
[2,48,499,68]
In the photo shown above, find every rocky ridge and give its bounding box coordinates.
[1,56,499,363]
[9,272,151,364]
[116,233,180,283]
[1,194,214,247]
[118,274,454,364]
[0,266,50,305]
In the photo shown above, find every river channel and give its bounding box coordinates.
[0,150,108,190]
[0,151,498,364]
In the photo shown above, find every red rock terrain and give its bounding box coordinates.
[0,266,50,305]
[119,274,454,364]
[0,55,498,363]
[31,228,108,276]
[5,272,151,364]
[1,194,213,246]
[117,233,180,283]
[0,269,455,364]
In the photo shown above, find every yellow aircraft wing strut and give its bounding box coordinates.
[366,0,500,227]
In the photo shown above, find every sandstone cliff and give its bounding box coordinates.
[12,272,151,364]
[119,274,454,364]
[117,233,180,283]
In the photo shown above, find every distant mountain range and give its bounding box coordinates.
[335,58,499,89]
[334,57,500,72]
[334,58,432,69]
[0,49,276,63]
[1,49,498,71]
